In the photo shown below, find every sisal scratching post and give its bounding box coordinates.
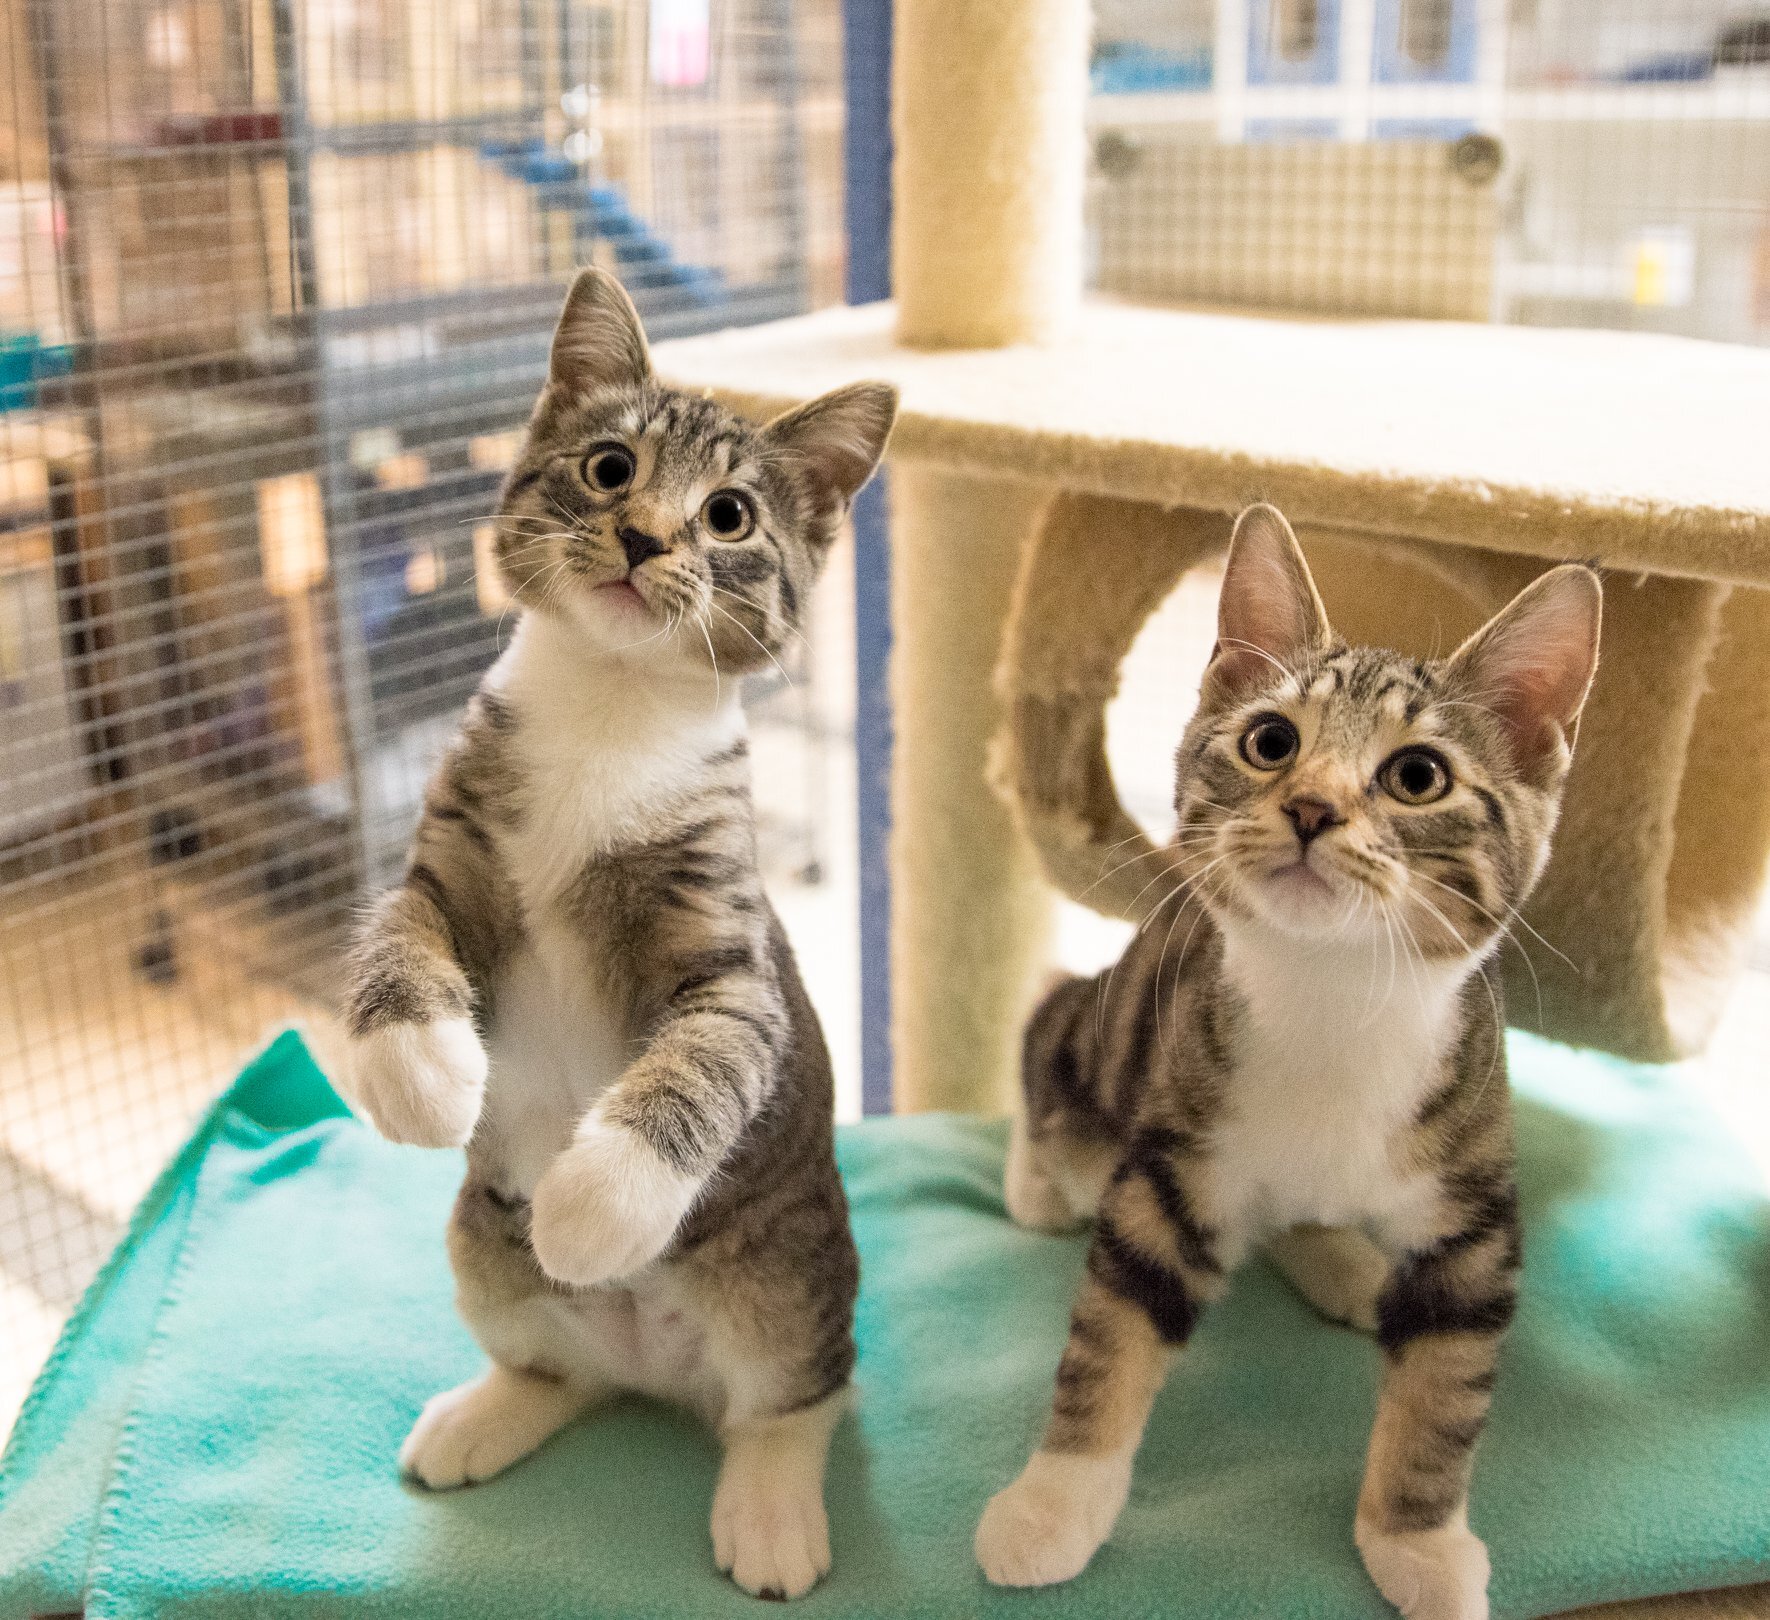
[882,0,1088,1109]
[890,468,1055,1113]
[892,0,1089,349]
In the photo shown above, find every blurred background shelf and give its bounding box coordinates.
[1088,0,1770,338]
[1090,80,1770,126]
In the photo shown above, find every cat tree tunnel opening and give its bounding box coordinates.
[994,491,1770,1065]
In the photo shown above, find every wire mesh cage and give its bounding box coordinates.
[1088,0,1770,343]
[0,0,844,1416]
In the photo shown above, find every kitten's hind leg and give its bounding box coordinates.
[1008,972,1119,1232]
[399,1365,597,1489]
[1004,1110,1084,1231]
[711,1389,844,1601]
[1266,1223,1388,1333]
[1005,1111,1120,1232]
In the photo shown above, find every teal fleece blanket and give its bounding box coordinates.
[4,1030,1770,1619]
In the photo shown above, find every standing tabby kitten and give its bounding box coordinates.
[343,268,895,1601]
[977,506,1600,1620]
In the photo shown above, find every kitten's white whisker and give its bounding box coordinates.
[1408,858,1574,973]
[1408,904,1506,1131]
[695,611,724,712]
[1153,858,1230,1062]
[1406,868,1551,1027]
[1359,900,1397,1029]
[1095,877,1194,1047]
[708,598,794,691]
[709,582,811,659]
[1075,839,1213,904]
[1120,853,1197,923]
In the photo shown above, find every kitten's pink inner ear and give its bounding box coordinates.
[549,268,652,395]
[1207,504,1330,698]
[1449,565,1602,771]
[762,382,898,509]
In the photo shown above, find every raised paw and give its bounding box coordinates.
[399,1367,586,1490]
[711,1469,831,1600]
[975,1450,1132,1588]
[528,1114,699,1288]
[347,1018,486,1148]
[1356,1516,1491,1620]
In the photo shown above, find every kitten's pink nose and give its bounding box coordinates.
[1282,796,1342,847]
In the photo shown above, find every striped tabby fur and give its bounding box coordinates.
[978,505,1601,1620]
[343,269,895,1601]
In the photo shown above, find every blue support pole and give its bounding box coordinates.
[850,478,892,1116]
[843,0,893,1114]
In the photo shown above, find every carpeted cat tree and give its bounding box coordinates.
[655,0,1770,1116]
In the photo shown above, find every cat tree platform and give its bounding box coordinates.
[656,299,1770,1113]
[658,298,1770,585]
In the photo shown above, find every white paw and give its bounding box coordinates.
[1268,1226,1389,1335]
[528,1114,698,1288]
[1003,1114,1081,1233]
[347,1018,486,1148]
[711,1469,831,1600]
[1356,1515,1491,1620]
[399,1367,584,1489]
[1319,1274,1384,1336]
[975,1450,1132,1588]
[1310,1238,1387,1334]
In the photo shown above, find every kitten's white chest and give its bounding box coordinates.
[476,616,745,1192]
[481,928,626,1192]
[491,617,745,911]
[1210,929,1466,1240]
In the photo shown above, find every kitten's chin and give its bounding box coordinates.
[561,580,672,656]
[1240,860,1360,938]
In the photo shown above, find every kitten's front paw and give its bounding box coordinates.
[1356,1516,1490,1620]
[399,1367,585,1489]
[711,1466,831,1599]
[529,1116,698,1288]
[348,1019,486,1148]
[975,1450,1132,1588]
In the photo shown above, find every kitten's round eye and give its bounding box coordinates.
[701,489,755,541]
[1379,748,1453,805]
[1240,715,1300,770]
[584,444,635,492]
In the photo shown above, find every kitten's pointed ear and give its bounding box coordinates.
[549,268,652,395]
[1204,504,1331,701]
[762,381,898,512]
[1447,564,1602,778]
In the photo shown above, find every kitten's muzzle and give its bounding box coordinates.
[1282,795,1343,849]
[618,525,668,570]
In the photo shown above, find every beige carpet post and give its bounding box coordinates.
[892,0,1090,348]
[883,0,1088,1108]
[888,466,1055,1113]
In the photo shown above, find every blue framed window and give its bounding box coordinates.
[1248,0,1341,87]
[1372,0,1478,84]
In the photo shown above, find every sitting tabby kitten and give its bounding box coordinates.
[343,268,895,1601]
[977,505,1600,1620]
